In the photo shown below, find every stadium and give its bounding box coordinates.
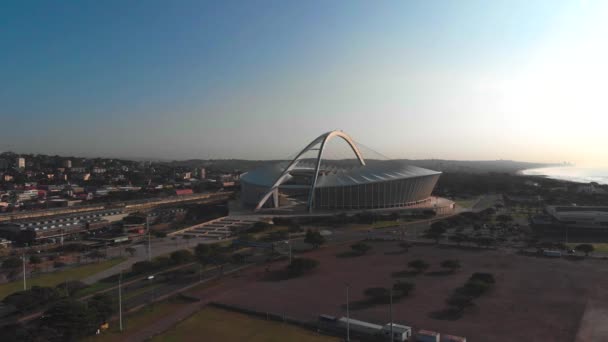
[240,130,442,213]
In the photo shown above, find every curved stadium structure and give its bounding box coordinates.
[240,131,441,213]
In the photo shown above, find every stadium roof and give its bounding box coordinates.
[241,160,440,188]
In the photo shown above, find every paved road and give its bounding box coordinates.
[83,235,228,284]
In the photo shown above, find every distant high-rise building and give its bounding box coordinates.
[63,160,72,168]
[199,167,206,179]
[0,159,7,170]
[17,157,25,169]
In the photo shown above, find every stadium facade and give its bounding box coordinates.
[240,130,441,213]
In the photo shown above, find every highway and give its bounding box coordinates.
[0,191,234,222]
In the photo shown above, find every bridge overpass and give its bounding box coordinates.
[0,191,234,223]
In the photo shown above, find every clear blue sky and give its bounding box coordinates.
[1,0,606,166]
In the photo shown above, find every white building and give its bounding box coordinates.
[17,157,25,169]
[546,205,608,231]
[382,323,412,341]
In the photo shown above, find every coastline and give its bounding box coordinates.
[519,166,608,185]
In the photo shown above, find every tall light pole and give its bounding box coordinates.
[283,240,292,264]
[118,271,123,332]
[389,289,393,342]
[22,253,26,291]
[346,283,350,342]
[146,216,151,262]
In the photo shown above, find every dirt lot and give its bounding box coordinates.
[213,241,608,342]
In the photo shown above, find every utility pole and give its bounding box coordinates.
[389,289,393,342]
[22,253,26,291]
[346,284,350,342]
[147,216,151,262]
[118,272,123,332]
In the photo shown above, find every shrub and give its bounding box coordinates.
[470,272,495,284]
[170,250,194,265]
[408,259,430,273]
[286,257,319,278]
[363,287,391,303]
[350,242,372,255]
[56,281,87,296]
[393,282,415,297]
[440,260,461,272]
[3,286,63,312]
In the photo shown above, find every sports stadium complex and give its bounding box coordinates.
[240,130,442,213]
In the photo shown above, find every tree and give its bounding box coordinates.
[393,282,415,298]
[450,233,467,246]
[350,242,372,255]
[86,250,105,263]
[408,259,430,274]
[41,299,92,340]
[56,281,87,297]
[195,243,222,269]
[446,293,474,311]
[87,293,114,326]
[576,244,594,257]
[440,259,461,273]
[170,249,193,265]
[2,257,21,269]
[125,246,137,257]
[4,286,62,312]
[425,222,447,244]
[286,257,319,278]
[304,229,325,248]
[29,255,42,265]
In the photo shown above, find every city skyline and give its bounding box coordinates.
[2,1,607,166]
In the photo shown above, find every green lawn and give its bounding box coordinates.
[567,243,608,254]
[83,296,194,342]
[153,306,338,342]
[454,197,479,209]
[371,220,400,229]
[0,257,126,299]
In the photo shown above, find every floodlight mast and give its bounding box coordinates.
[254,130,365,213]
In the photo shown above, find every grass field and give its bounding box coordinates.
[371,220,399,229]
[454,197,479,209]
[84,296,194,342]
[567,243,608,254]
[0,257,126,299]
[153,306,338,342]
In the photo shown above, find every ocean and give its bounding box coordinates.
[521,167,608,185]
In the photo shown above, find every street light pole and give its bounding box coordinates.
[147,216,151,262]
[22,253,26,291]
[118,272,123,332]
[389,289,393,342]
[346,284,350,342]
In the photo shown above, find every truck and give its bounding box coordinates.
[416,329,440,342]
[543,250,562,257]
